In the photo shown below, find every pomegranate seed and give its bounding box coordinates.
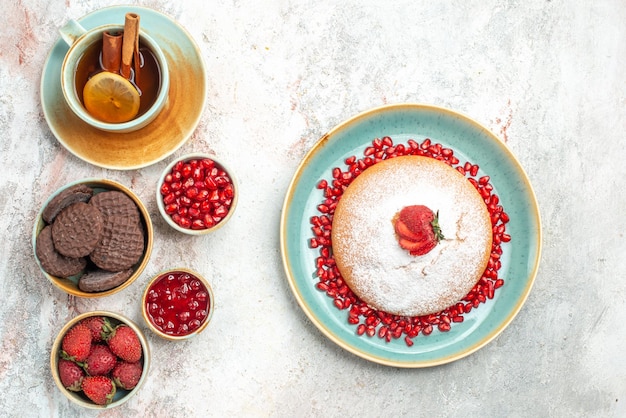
[191,219,205,229]
[438,322,451,332]
[214,205,228,218]
[201,159,215,170]
[178,217,191,229]
[185,187,199,199]
[205,176,218,190]
[378,326,389,338]
[163,192,176,205]
[165,203,177,214]
[181,164,192,178]
[391,327,404,338]
[192,167,203,181]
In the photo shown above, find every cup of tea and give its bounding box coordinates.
[59,18,170,133]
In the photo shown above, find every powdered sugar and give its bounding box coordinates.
[331,156,492,317]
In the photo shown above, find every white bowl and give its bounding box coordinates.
[156,153,238,235]
[142,268,215,340]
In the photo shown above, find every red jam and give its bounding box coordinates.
[145,271,211,337]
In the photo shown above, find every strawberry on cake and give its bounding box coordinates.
[331,155,493,317]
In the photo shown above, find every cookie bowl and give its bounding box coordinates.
[50,311,150,409]
[33,178,154,298]
[142,268,215,340]
[156,153,238,235]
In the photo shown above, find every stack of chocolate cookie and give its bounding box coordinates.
[36,184,146,293]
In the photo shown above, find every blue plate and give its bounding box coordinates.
[280,104,541,367]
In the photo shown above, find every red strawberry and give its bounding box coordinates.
[394,217,423,242]
[84,344,117,376]
[106,325,142,363]
[394,205,444,256]
[80,316,113,342]
[82,375,116,406]
[111,361,143,390]
[61,323,93,362]
[58,358,85,392]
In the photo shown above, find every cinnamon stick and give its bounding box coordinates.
[132,15,141,85]
[101,31,122,73]
[120,13,140,80]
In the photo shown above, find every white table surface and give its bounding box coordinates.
[1,0,625,416]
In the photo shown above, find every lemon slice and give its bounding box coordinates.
[83,72,140,123]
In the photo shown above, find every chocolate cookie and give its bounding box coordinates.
[36,225,87,278]
[51,202,104,258]
[78,268,134,292]
[90,215,145,272]
[42,184,94,224]
[90,191,140,225]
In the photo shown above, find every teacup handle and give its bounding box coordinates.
[59,19,87,46]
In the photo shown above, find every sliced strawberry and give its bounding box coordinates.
[398,238,432,255]
[398,237,422,252]
[394,219,423,242]
[394,205,444,256]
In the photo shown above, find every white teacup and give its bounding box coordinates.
[59,19,170,133]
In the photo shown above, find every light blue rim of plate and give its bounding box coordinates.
[280,103,542,368]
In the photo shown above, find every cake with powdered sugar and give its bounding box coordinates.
[331,155,492,317]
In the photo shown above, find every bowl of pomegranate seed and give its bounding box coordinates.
[156,153,238,235]
[32,179,154,298]
[50,311,150,409]
[141,268,215,340]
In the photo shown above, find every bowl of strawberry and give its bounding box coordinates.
[142,268,215,340]
[51,311,149,409]
[157,153,238,235]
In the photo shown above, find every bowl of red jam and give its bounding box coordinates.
[156,153,238,235]
[142,268,215,340]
